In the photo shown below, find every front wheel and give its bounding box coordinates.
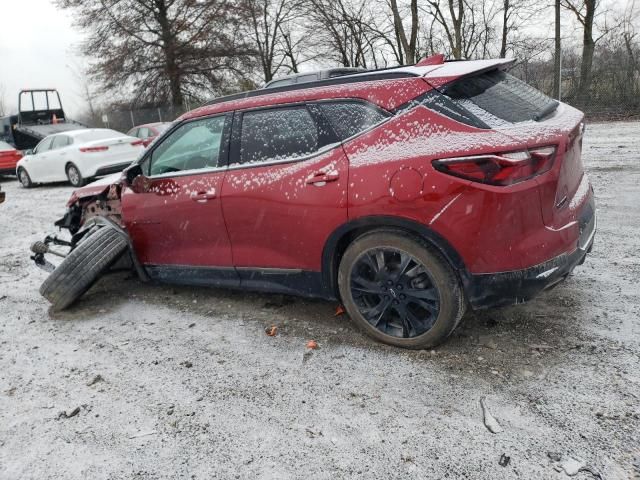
[40,227,128,311]
[66,163,86,187]
[338,231,466,349]
[17,168,33,188]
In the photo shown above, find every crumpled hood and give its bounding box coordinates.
[66,172,123,206]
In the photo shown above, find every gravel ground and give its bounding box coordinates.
[0,121,639,480]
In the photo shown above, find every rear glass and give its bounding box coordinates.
[442,70,557,126]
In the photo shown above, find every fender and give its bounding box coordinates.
[321,215,471,297]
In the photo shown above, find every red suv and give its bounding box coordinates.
[34,56,596,349]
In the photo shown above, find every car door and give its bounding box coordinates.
[27,136,54,181]
[221,103,348,292]
[47,134,73,181]
[121,114,238,286]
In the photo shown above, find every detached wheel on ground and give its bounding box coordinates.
[17,168,33,188]
[66,163,86,187]
[338,231,466,349]
[40,227,128,311]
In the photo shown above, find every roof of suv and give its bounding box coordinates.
[182,58,514,121]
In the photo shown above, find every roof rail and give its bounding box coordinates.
[202,71,419,108]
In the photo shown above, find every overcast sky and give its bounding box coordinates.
[0,0,85,116]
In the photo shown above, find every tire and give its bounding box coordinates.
[66,163,85,187]
[17,168,33,188]
[40,227,128,311]
[338,230,465,349]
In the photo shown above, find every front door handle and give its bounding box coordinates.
[190,189,217,202]
[306,170,340,186]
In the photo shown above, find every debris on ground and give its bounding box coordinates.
[86,374,103,387]
[547,452,563,462]
[180,361,193,368]
[57,406,81,420]
[265,325,278,336]
[303,340,319,364]
[334,305,346,316]
[480,396,503,433]
[129,430,157,439]
[498,453,510,467]
[553,456,604,479]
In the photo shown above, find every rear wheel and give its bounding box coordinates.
[40,227,128,311]
[66,163,85,187]
[17,168,33,188]
[338,231,465,349]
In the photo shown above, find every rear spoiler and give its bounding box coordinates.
[423,58,516,89]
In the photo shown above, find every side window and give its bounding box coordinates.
[149,116,226,176]
[127,128,138,138]
[52,135,70,150]
[238,106,321,165]
[34,137,53,154]
[318,102,389,140]
[138,127,151,139]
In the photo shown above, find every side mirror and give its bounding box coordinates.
[123,163,152,194]
[23,149,33,155]
[130,174,152,194]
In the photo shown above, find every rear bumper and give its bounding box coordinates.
[0,168,16,175]
[466,194,596,309]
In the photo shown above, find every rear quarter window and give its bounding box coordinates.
[318,102,389,140]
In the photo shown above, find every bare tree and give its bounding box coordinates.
[243,0,303,82]
[56,0,254,107]
[389,0,419,64]
[302,0,385,68]
[561,0,605,102]
[554,0,562,98]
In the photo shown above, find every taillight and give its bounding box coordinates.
[80,146,109,153]
[131,140,145,147]
[432,146,556,186]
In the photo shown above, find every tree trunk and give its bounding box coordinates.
[157,1,183,107]
[577,0,596,103]
[500,0,509,58]
[390,0,418,64]
[553,0,561,99]
[449,0,463,59]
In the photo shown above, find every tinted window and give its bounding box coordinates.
[238,106,320,164]
[149,116,226,176]
[443,70,557,125]
[319,102,388,140]
[35,137,53,154]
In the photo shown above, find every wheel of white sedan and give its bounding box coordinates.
[66,163,86,187]
[17,168,33,188]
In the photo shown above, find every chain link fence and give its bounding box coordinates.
[88,104,189,133]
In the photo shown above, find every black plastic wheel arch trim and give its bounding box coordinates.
[321,215,470,298]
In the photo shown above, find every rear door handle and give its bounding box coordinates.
[190,189,217,202]
[306,171,340,186]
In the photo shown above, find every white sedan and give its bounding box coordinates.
[16,129,145,188]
